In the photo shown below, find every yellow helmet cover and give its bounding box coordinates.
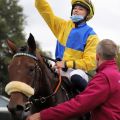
[71,0,94,21]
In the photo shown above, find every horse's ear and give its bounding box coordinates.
[27,33,36,52]
[6,40,17,54]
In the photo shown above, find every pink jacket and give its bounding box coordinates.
[40,60,120,120]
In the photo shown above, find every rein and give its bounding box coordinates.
[42,55,93,78]
[33,67,62,104]
[41,55,57,62]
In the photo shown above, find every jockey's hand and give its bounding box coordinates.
[26,113,41,120]
[55,61,65,69]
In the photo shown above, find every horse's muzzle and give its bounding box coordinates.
[7,104,31,120]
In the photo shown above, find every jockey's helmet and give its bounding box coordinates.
[71,0,94,21]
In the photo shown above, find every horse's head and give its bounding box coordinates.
[5,34,54,120]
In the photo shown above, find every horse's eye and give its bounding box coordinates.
[28,67,35,76]
[28,65,35,73]
[29,67,34,72]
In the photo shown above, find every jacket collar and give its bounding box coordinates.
[77,22,86,27]
[96,59,118,72]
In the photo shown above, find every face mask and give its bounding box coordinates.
[70,15,84,23]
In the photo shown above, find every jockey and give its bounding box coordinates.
[35,0,99,92]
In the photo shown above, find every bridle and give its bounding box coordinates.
[7,52,62,112]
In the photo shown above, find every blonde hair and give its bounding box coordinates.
[96,39,118,60]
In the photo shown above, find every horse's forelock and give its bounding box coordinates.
[17,46,28,52]
[17,45,36,56]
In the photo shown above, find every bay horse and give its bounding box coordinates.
[5,34,90,120]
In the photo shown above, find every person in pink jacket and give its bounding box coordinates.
[26,39,120,120]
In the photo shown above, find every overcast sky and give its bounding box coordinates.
[19,0,120,58]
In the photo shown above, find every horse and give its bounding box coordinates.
[5,33,90,120]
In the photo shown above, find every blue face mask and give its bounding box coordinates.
[70,15,84,23]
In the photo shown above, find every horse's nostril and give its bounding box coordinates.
[16,105,24,111]
[7,104,24,113]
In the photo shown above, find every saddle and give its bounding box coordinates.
[61,76,80,98]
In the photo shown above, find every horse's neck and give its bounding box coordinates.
[44,66,71,104]
[45,65,69,97]
[32,63,71,113]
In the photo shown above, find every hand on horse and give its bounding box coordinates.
[55,61,65,69]
[26,112,41,120]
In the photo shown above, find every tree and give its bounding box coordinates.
[0,0,25,41]
[0,0,26,95]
